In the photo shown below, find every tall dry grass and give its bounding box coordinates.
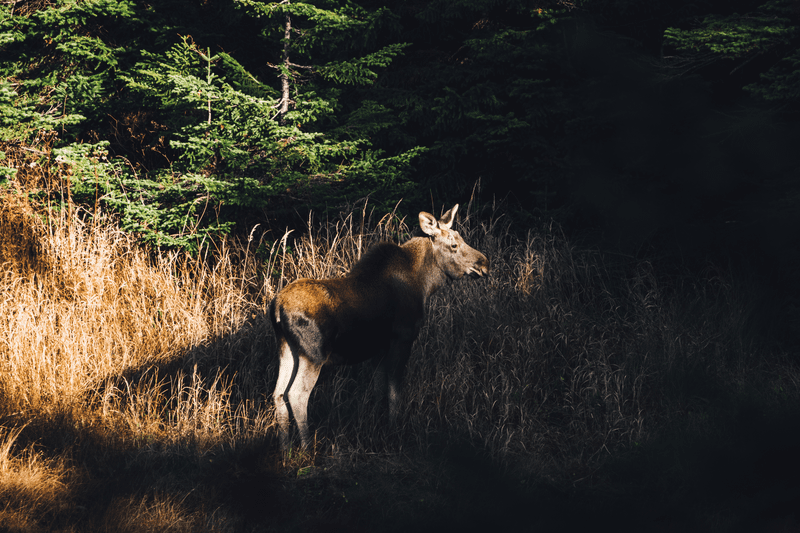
[0,424,71,531]
[0,193,266,426]
[0,191,796,531]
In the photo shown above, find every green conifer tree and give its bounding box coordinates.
[0,0,420,250]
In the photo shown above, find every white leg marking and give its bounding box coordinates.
[286,355,322,449]
[273,340,295,451]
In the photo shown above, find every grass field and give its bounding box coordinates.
[1,192,799,532]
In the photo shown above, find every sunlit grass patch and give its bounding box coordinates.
[0,424,72,532]
[0,189,269,413]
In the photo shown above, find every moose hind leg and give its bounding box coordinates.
[372,357,388,405]
[387,340,413,422]
[286,355,322,449]
[273,339,297,452]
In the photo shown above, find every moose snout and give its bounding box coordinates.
[469,254,490,277]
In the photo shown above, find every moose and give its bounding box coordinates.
[270,204,490,451]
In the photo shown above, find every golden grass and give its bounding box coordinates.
[0,424,71,532]
[0,195,243,416]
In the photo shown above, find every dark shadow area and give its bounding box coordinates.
[276,398,800,533]
[563,26,800,292]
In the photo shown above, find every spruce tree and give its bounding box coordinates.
[0,0,420,250]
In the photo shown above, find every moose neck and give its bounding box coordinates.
[401,236,449,304]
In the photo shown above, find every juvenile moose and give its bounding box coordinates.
[270,204,489,451]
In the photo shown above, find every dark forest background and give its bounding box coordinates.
[3,0,799,262]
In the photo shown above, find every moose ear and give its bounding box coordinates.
[438,204,458,230]
[419,211,440,236]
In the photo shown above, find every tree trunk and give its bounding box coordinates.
[279,13,291,126]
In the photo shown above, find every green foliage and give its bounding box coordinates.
[0,0,140,133]
[317,43,410,85]
[1,0,419,249]
[664,0,800,102]
[236,1,401,55]
[664,1,794,58]
[0,79,84,142]
[120,37,279,173]
[51,141,232,250]
[0,150,14,184]
[748,47,800,100]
